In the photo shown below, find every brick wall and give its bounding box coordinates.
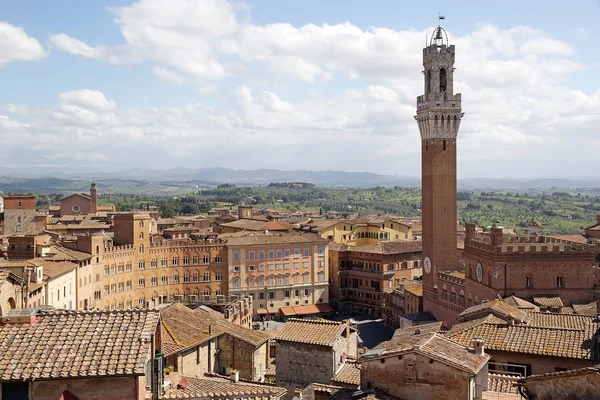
[29,376,140,400]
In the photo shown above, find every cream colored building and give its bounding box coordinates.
[43,261,77,309]
[222,232,330,318]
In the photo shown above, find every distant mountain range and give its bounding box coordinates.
[1,167,600,194]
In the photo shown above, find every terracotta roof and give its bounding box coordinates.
[161,304,221,356]
[328,242,350,252]
[0,308,159,381]
[220,219,268,231]
[519,364,600,382]
[61,192,91,201]
[331,361,360,386]
[164,374,286,399]
[502,296,539,311]
[367,325,488,374]
[458,300,529,323]
[40,261,76,279]
[262,220,292,231]
[447,312,600,360]
[573,301,599,317]
[487,373,519,395]
[301,384,354,400]
[403,283,423,297]
[46,245,93,262]
[350,240,422,255]
[221,232,328,246]
[550,235,589,243]
[275,319,348,347]
[532,295,564,308]
[194,305,269,347]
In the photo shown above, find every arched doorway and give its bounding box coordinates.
[8,298,16,310]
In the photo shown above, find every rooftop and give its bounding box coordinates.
[0,308,159,381]
[350,240,422,255]
[275,318,349,347]
[221,231,328,246]
[458,299,529,323]
[331,360,360,386]
[164,374,286,399]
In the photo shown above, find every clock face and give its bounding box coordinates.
[476,263,483,282]
[424,257,431,274]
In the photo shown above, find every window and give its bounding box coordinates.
[139,298,145,305]
[268,275,274,286]
[293,262,299,269]
[304,288,309,296]
[150,259,157,269]
[259,292,265,300]
[216,290,223,296]
[126,262,132,272]
[17,216,21,223]
[192,273,199,282]
[277,275,282,285]
[303,273,309,284]
[303,261,309,269]
[284,263,290,270]
[276,263,282,271]
[294,274,300,284]
[284,274,290,285]
[139,221,144,228]
[249,251,255,260]
[284,250,290,258]
[258,264,265,272]
[259,251,265,260]
[233,278,240,288]
[139,244,144,254]
[214,256,223,264]
[183,257,189,266]
[103,285,109,295]
[203,256,210,265]
[318,271,325,282]
[104,267,109,276]
[268,264,275,271]
[138,261,145,270]
[526,276,533,289]
[248,265,255,271]
[234,265,240,272]
[276,250,282,259]
[294,289,300,297]
[233,252,240,261]
[557,276,564,288]
[111,265,116,274]
[183,274,190,283]
[204,273,211,282]
[215,273,222,281]
[161,258,167,268]
[151,277,158,287]
[249,276,255,287]
[172,258,179,266]
[259,276,265,286]
[161,276,168,285]
[139,233,144,240]
[294,249,300,258]
[268,250,274,259]
[126,281,132,291]
[173,274,180,283]
[285,290,290,298]
[192,257,199,265]
[118,282,124,292]
[138,279,145,288]
[269,292,275,299]
[318,247,324,256]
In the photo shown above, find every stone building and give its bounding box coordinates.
[415,23,464,324]
[337,241,422,317]
[0,308,161,400]
[2,195,38,237]
[161,303,270,382]
[447,300,600,376]
[58,182,115,217]
[275,319,358,397]
[359,322,489,400]
[519,365,600,400]
[382,280,424,329]
[0,270,25,315]
[222,231,330,319]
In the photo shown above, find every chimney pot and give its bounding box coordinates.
[472,338,485,356]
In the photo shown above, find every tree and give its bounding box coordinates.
[160,203,178,218]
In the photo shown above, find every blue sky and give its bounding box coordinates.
[1,0,599,178]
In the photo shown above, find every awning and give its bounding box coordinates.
[267,307,279,314]
[256,308,269,315]
[279,306,296,317]
[293,305,320,315]
[316,303,334,313]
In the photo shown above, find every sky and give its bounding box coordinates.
[1,0,599,179]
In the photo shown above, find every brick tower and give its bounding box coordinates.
[415,21,463,317]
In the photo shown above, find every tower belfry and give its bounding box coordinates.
[415,17,463,318]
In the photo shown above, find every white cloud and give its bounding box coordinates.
[0,22,46,66]
[153,66,185,84]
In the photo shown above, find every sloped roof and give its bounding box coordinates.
[194,306,269,347]
[220,219,267,231]
[458,300,529,323]
[275,318,348,347]
[502,295,539,311]
[161,304,221,356]
[221,231,328,246]
[60,193,91,201]
[0,309,159,381]
[573,301,599,317]
[164,374,286,399]
[351,240,422,255]
[331,360,360,386]
[376,322,443,351]
[532,295,564,308]
[45,245,93,262]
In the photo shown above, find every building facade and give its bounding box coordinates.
[338,241,422,317]
[415,24,464,323]
[224,232,330,318]
[2,195,37,237]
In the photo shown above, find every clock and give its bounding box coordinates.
[476,263,483,282]
[424,257,431,274]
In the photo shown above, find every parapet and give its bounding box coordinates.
[466,234,596,256]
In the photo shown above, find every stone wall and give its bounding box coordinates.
[217,334,264,381]
[276,341,334,395]
[488,351,596,377]
[361,352,473,400]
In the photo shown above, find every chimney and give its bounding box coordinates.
[472,338,485,356]
[230,369,239,383]
[294,389,303,400]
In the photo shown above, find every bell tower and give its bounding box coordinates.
[415,19,464,314]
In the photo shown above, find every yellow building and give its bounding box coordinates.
[299,216,413,246]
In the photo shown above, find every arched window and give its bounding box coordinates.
[434,115,438,127]
[233,277,240,288]
[439,68,447,92]
[556,275,564,288]
[139,244,144,254]
[525,275,533,289]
